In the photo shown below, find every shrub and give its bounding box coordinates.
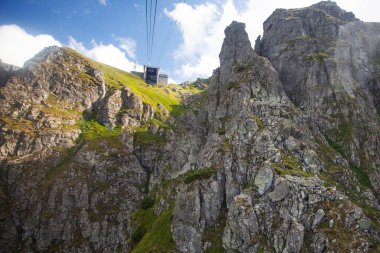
[217,127,226,135]
[184,168,216,184]
[131,225,147,246]
[140,197,155,209]
[306,52,330,61]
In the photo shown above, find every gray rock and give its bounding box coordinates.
[284,220,305,253]
[259,0,380,196]
[284,136,300,152]
[269,179,291,202]
[345,207,363,227]
[223,194,258,252]
[312,209,325,229]
[310,233,328,253]
[254,163,274,195]
[303,149,322,173]
[1,2,380,253]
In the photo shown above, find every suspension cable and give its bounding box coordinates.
[156,0,186,65]
[150,0,158,64]
[145,0,150,63]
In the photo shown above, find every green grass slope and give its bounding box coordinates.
[63,47,202,116]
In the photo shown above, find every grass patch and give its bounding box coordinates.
[132,225,147,246]
[234,63,252,73]
[217,127,226,135]
[147,118,173,129]
[42,94,81,118]
[325,135,346,158]
[282,154,302,171]
[0,116,35,133]
[183,167,217,184]
[286,35,312,46]
[134,129,166,145]
[325,114,353,158]
[252,115,264,132]
[81,120,121,140]
[203,212,226,253]
[306,52,330,61]
[80,120,122,149]
[62,48,199,117]
[349,165,372,189]
[170,104,188,118]
[227,81,239,90]
[140,197,155,210]
[272,153,314,178]
[103,69,181,114]
[131,207,175,253]
[205,245,224,253]
[221,138,233,152]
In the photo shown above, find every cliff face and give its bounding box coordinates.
[0,47,191,252]
[257,1,380,195]
[1,1,380,253]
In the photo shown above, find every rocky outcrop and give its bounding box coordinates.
[165,13,380,253]
[1,2,380,253]
[0,59,19,87]
[257,0,380,196]
[0,47,157,160]
[0,47,162,252]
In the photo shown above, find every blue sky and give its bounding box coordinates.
[0,0,380,83]
[0,0,183,73]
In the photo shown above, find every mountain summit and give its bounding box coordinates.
[1,1,380,252]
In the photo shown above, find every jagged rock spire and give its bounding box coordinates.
[219,21,256,68]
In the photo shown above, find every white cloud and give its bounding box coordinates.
[168,78,178,84]
[166,0,380,81]
[0,24,61,67]
[117,37,137,59]
[0,24,141,74]
[68,36,142,72]
[0,23,141,73]
[165,0,246,80]
[99,0,108,6]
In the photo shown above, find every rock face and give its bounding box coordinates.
[258,0,380,196]
[0,47,161,252]
[0,59,19,87]
[1,1,380,253]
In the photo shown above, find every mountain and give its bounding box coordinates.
[1,1,380,252]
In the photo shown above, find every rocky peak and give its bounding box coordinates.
[25,46,65,65]
[310,1,356,22]
[219,21,256,68]
[259,1,380,198]
[260,1,358,58]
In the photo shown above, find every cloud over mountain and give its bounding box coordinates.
[0,24,61,67]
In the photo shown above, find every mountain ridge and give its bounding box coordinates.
[1,1,380,252]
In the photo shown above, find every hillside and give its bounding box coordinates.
[1,1,380,253]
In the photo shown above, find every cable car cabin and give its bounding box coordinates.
[131,65,168,85]
[144,66,158,85]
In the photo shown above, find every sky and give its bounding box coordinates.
[0,0,380,83]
